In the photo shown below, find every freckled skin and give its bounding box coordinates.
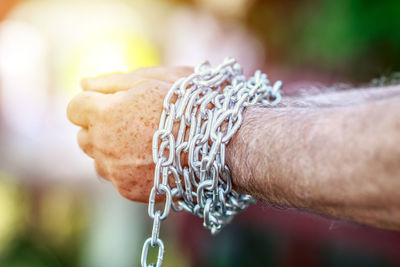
[68,67,400,230]
[87,82,164,202]
[68,67,193,202]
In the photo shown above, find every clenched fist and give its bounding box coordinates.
[67,67,192,202]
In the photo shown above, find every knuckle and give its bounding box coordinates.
[94,160,109,180]
[77,129,93,155]
[66,95,82,125]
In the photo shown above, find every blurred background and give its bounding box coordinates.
[0,0,400,266]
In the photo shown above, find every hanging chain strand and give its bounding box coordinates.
[141,57,282,267]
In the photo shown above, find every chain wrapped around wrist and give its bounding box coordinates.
[141,57,282,267]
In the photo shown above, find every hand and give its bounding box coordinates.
[67,67,192,202]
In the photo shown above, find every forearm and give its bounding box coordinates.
[226,93,400,230]
[283,84,400,107]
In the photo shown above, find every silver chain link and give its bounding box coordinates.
[141,57,282,267]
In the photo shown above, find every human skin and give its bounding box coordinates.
[67,67,193,203]
[67,67,400,230]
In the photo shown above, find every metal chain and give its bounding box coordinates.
[141,57,282,267]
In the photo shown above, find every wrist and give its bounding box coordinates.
[225,105,318,206]
[225,105,277,199]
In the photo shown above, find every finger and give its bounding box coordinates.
[94,160,110,181]
[67,91,106,128]
[133,66,193,84]
[77,128,94,158]
[81,66,193,94]
[81,72,143,93]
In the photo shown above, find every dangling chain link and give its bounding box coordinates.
[141,57,282,267]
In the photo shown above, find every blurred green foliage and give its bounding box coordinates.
[248,0,400,81]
